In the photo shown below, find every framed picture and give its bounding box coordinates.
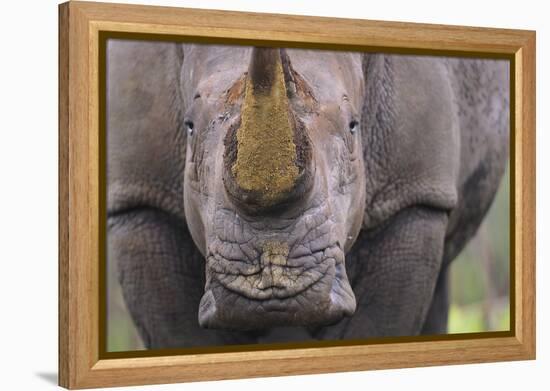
[58,1,536,389]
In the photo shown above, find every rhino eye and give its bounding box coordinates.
[349,120,359,134]
[184,119,194,136]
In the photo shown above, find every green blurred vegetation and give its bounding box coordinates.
[448,162,510,333]
[107,164,510,350]
[106,247,144,351]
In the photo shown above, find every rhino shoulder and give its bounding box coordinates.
[107,40,186,221]
[443,58,510,264]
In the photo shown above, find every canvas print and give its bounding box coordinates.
[106,39,510,351]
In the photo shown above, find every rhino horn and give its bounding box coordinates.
[223,47,313,214]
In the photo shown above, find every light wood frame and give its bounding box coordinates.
[59,1,536,389]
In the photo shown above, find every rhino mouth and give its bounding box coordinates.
[198,205,356,330]
[206,243,341,299]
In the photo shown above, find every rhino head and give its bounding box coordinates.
[182,46,365,330]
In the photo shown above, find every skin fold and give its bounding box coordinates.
[106,40,509,348]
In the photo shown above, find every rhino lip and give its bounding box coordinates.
[205,243,341,301]
[199,247,356,330]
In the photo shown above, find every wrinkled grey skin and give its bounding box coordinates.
[107,40,509,348]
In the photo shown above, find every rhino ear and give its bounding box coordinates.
[106,40,187,223]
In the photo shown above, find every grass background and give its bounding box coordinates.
[448,163,510,333]
[107,164,510,350]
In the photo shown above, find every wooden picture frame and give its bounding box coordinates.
[58,1,536,388]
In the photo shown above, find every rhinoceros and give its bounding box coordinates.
[106,40,509,348]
